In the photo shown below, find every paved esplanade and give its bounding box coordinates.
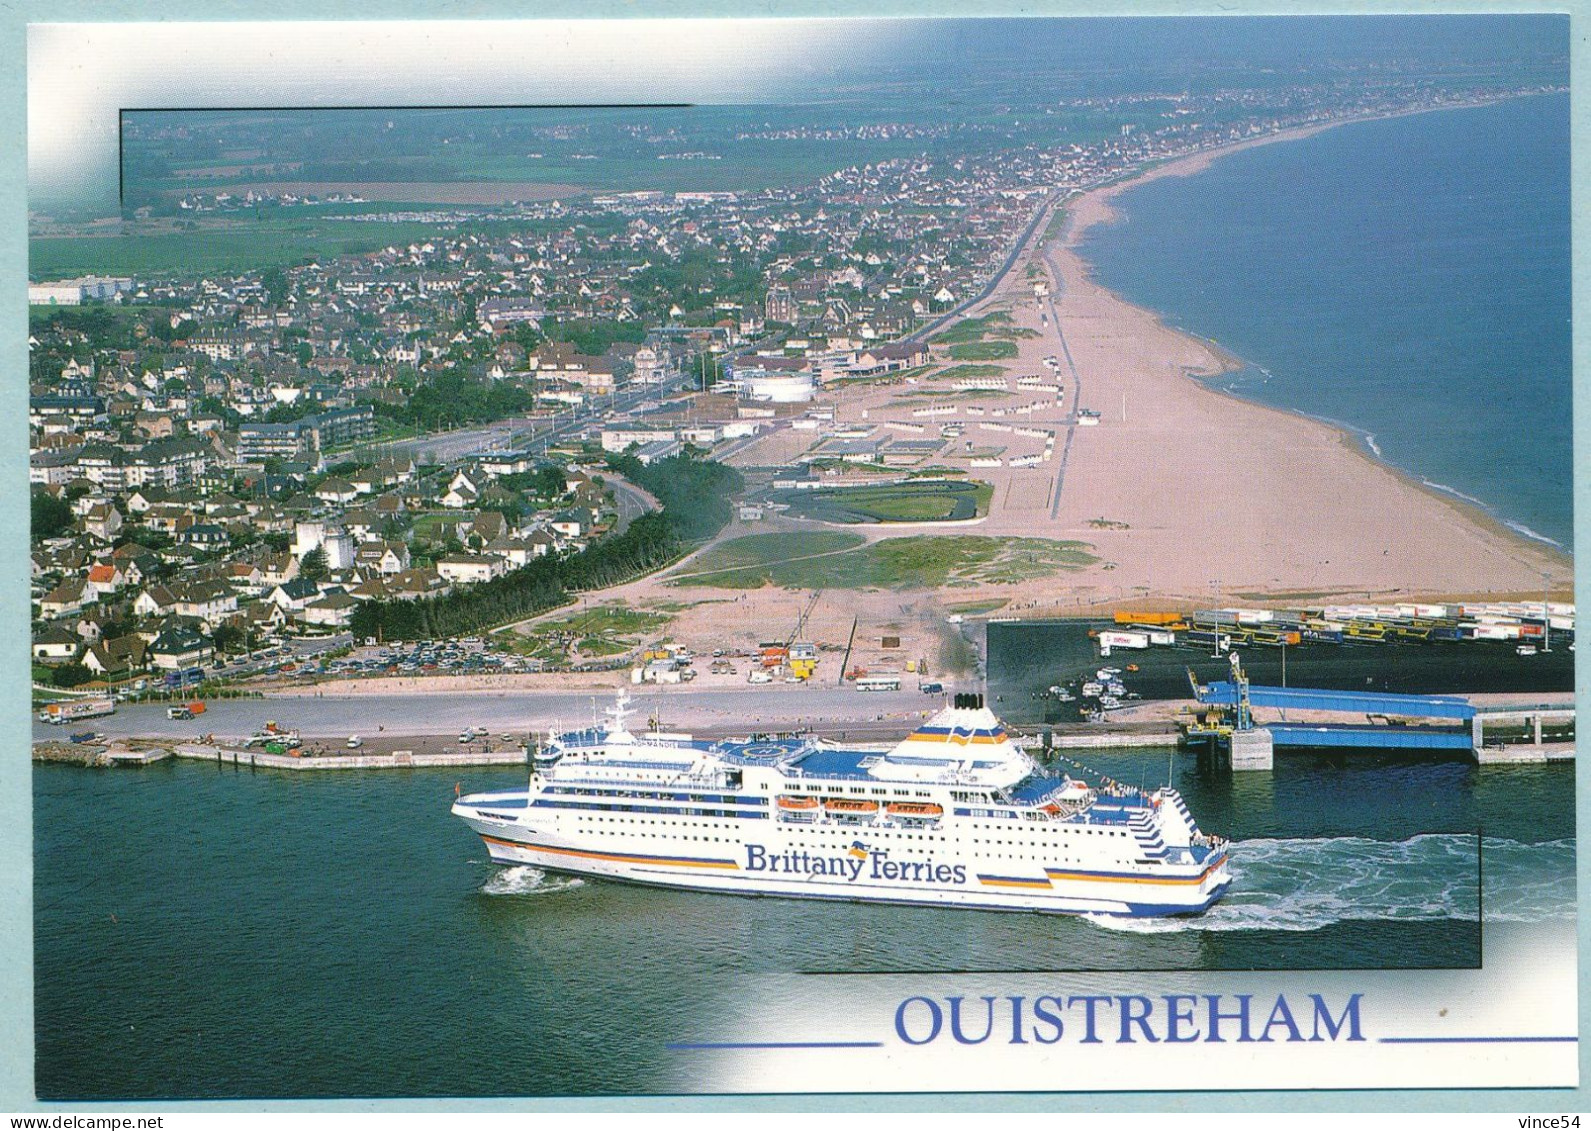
[33,684,947,743]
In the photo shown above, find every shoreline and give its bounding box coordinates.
[1035,99,1570,600]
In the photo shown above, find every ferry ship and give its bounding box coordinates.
[452,693,1230,917]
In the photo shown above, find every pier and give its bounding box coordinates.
[1180,661,1572,770]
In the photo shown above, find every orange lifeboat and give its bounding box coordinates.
[885,801,944,819]
[823,797,881,814]
[776,795,820,811]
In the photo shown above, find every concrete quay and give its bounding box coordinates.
[171,743,528,771]
[1047,731,1178,750]
[1472,741,1575,766]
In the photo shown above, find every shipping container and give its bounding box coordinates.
[1113,611,1183,626]
[1469,625,1515,641]
[39,697,115,724]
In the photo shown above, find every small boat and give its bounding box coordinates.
[1516,644,1539,656]
[776,794,820,810]
[1081,681,1104,697]
[1097,667,1122,679]
[824,797,880,814]
[885,801,944,819]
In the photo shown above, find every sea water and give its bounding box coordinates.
[33,746,1572,1098]
[1077,92,1572,548]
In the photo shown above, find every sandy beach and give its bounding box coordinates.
[1029,129,1571,606]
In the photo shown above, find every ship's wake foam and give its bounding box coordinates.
[479,864,586,897]
[1084,834,1574,934]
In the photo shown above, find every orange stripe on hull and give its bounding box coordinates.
[1044,857,1226,886]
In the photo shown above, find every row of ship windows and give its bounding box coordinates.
[785,828,943,841]
[784,787,936,799]
[545,787,761,805]
[575,815,743,843]
[561,814,1135,840]
[543,802,759,819]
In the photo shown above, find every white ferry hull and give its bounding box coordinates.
[456,807,1230,917]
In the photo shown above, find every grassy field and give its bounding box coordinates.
[499,601,674,662]
[771,480,992,524]
[931,312,1015,345]
[30,219,448,279]
[932,310,1038,353]
[947,340,1019,361]
[674,534,1095,590]
[671,532,866,587]
[945,597,1012,615]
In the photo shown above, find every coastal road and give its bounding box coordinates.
[35,684,963,744]
[1043,278,1084,520]
[908,193,1061,343]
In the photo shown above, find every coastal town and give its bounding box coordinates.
[27,74,1570,713]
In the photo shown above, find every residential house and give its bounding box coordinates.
[148,626,214,671]
[302,591,358,628]
[172,580,239,628]
[83,634,148,680]
[38,579,90,619]
[80,503,124,543]
[31,625,80,663]
[133,584,180,619]
[85,562,124,598]
[436,553,506,586]
[269,578,322,614]
[353,541,410,577]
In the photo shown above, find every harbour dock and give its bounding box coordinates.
[1181,661,1573,770]
[171,743,529,770]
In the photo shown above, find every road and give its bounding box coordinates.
[1041,261,1084,520]
[35,684,958,744]
[148,633,352,692]
[607,477,655,534]
[370,373,695,464]
[908,193,1060,343]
